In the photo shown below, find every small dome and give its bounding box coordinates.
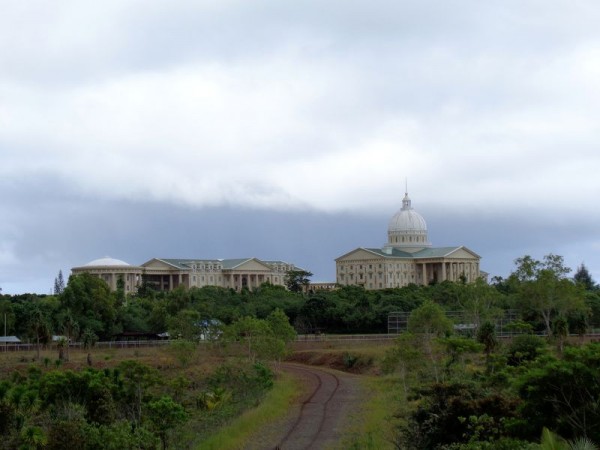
[83,257,130,267]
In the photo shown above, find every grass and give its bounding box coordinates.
[195,370,298,450]
[333,375,404,450]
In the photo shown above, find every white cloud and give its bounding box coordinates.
[2,1,600,292]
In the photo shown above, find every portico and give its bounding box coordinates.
[336,191,482,289]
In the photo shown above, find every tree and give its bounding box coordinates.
[284,270,313,293]
[28,306,50,361]
[437,336,483,376]
[57,309,78,361]
[225,316,287,362]
[458,278,503,328]
[408,300,452,337]
[146,396,187,450]
[117,360,160,424]
[266,309,296,344]
[53,270,65,295]
[60,273,117,340]
[82,328,98,349]
[167,309,202,341]
[511,254,587,336]
[477,321,498,370]
[383,332,424,398]
[516,343,600,442]
[408,300,452,382]
[574,264,597,291]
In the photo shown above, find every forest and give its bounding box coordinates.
[0,254,599,345]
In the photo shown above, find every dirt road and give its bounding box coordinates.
[244,363,364,450]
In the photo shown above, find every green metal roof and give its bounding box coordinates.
[221,258,253,269]
[363,248,415,258]
[360,246,466,259]
[413,247,464,258]
[153,258,299,271]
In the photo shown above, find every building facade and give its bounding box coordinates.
[71,256,301,293]
[336,192,481,290]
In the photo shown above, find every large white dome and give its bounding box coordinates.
[388,208,428,233]
[385,193,431,251]
[83,257,131,267]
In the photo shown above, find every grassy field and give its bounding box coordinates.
[196,370,298,450]
[0,339,402,449]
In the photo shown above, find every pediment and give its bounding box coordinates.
[141,259,183,270]
[445,247,481,260]
[336,248,386,262]
[227,258,274,272]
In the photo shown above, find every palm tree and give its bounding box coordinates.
[20,425,47,450]
[29,308,50,361]
[60,310,78,361]
[539,428,598,450]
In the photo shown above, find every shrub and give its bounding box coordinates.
[506,334,546,366]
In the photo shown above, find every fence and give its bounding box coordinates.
[388,309,521,335]
[0,340,172,353]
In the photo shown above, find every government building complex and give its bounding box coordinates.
[71,257,301,294]
[72,191,482,293]
[335,192,482,289]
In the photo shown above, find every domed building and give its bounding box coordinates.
[335,192,481,289]
[71,256,301,293]
[71,257,143,293]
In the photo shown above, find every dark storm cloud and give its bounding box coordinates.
[2,1,600,292]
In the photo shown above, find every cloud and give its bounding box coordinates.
[2,1,600,293]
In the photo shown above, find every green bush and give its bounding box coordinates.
[506,334,546,366]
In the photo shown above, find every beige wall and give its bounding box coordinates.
[336,253,481,290]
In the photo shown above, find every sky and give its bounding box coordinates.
[2,0,600,294]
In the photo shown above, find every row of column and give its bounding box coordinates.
[229,273,271,290]
[421,261,478,285]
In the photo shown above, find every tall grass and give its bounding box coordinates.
[333,376,404,450]
[196,371,298,450]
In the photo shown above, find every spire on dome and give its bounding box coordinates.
[402,192,412,211]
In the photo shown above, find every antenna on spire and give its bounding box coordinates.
[405,177,408,194]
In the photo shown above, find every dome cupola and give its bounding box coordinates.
[384,191,431,252]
